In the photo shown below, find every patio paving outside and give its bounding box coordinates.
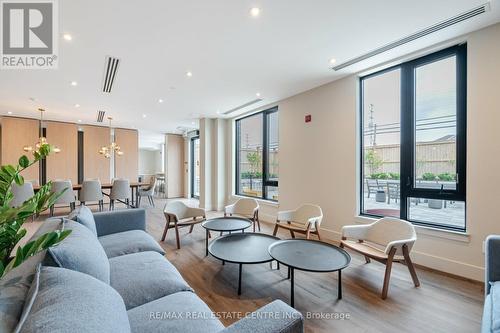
[363,193,465,229]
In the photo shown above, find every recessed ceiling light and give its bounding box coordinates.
[256,92,261,97]
[329,58,337,65]
[74,104,80,108]
[250,7,261,17]
[70,81,78,86]
[63,33,72,41]
[7,111,12,115]
[142,114,147,118]
[158,98,163,103]
[186,71,193,77]
[191,121,195,125]
[216,110,221,114]
[77,119,82,123]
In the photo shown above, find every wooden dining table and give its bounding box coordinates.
[34,182,149,208]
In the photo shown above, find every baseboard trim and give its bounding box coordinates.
[258,218,484,282]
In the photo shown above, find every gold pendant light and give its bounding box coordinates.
[23,108,61,154]
[98,117,124,158]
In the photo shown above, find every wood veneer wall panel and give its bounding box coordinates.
[45,121,78,183]
[1,117,40,182]
[82,125,110,182]
[114,128,138,181]
[166,134,184,198]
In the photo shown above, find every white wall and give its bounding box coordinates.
[223,23,500,281]
[138,149,162,175]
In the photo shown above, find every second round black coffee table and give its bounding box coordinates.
[201,217,252,256]
[208,233,280,295]
[268,239,351,307]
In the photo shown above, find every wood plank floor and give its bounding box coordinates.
[29,198,484,333]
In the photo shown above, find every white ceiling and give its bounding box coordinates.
[1,0,499,148]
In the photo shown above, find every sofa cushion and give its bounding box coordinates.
[483,294,493,333]
[68,205,97,236]
[490,282,500,332]
[127,291,224,333]
[109,251,192,309]
[14,264,40,333]
[0,253,44,333]
[46,220,110,284]
[98,230,165,258]
[16,266,130,333]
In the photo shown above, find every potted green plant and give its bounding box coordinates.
[0,144,71,278]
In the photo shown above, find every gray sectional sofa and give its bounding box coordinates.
[483,235,500,333]
[0,207,303,333]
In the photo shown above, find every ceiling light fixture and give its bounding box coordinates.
[7,111,12,115]
[158,98,164,103]
[70,81,78,86]
[250,7,261,17]
[186,71,193,77]
[98,117,124,158]
[329,58,337,65]
[63,33,72,41]
[77,119,82,123]
[74,104,80,108]
[256,92,261,97]
[23,108,61,154]
[142,114,147,118]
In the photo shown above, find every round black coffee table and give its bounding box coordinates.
[208,233,280,295]
[268,239,351,307]
[201,217,252,256]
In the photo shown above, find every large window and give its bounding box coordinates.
[236,107,279,201]
[360,44,466,231]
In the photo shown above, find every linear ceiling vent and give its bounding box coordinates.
[96,110,105,122]
[332,3,490,71]
[223,98,263,115]
[102,56,120,93]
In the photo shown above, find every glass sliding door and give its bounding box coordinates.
[191,137,200,198]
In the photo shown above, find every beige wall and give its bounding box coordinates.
[223,22,500,281]
[165,134,184,198]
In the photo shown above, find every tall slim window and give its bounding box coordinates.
[236,107,279,201]
[360,44,466,231]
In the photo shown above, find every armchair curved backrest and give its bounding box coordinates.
[164,201,205,221]
[230,198,259,217]
[291,204,323,228]
[367,217,417,254]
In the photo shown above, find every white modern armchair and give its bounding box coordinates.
[162,201,206,249]
[340,217,420,299]
[273,204,323,240]
[224,198,260,232]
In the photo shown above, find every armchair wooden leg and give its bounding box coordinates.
[256,217,261,231]
[306,229,311,239]
[382,248,397,299]
[290,230,295,238]
[189,224,194,233]
[174,221,181,249]
[161,224,169,241]
[403,244,420,287]
[272,224,279,236]
[316,229,322,241]
[364,256,371,264]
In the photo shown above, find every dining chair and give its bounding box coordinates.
[224,198,260,232]
[340,217,420,299]
[162,201,206,249]
[49,180,76,216]
[138,176,156,207]
[109,179,130,210]
[273,204,323,240]
[10,182,35,208]
[79,179,104,211]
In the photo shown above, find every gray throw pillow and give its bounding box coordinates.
[16,266,131,333]
[67,205,97,236]
[46,220,110,284]
[0,253,44,333]
[14,264,40,333]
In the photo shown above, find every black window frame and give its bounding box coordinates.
[190,136,200,199]
[235,106,279,201]
[359,44,467,231]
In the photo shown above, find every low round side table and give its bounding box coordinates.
[201,217,252,256]
[208,233,280,295]
[268,239,351,307]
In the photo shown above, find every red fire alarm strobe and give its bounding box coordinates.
[305,114,312,123]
